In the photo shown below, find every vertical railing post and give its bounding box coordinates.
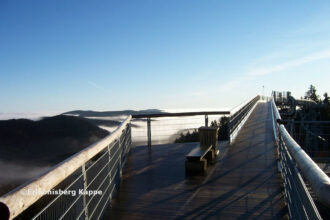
[81,164,89,220]
[305,124,310,155]
[107,144,112,201]
[227,117,231,143]
[147,118,151,147]
[119,131,123,174]
[205,114,208,127]
[289,119,295,139]
[128,124,132,149]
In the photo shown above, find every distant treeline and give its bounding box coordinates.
[287,85,330,157]
[174,116,229,143]
[292,84,330,122]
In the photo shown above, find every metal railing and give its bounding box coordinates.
[229,95,260,142]
[132,111,230,147]
[0,96,267,219]
[271,98,330,219]
[287,120,330,159]
[131,95,261,147]
[0,116,132,220]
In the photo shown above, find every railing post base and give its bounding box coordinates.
[147,118,151,147]
[82,164,89,220]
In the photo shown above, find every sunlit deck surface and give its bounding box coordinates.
[105,102,288,219]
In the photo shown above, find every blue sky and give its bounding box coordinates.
[1,0,330,114]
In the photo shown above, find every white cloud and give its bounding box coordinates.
[217,78,245,92]
[248,49,330,76]
[199,48,330,103]
[86,80,108,93]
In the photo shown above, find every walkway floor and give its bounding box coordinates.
[104,102,288,219]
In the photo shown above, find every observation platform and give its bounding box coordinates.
[104,102,288,219]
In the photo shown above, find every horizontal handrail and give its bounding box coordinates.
[229,98,252,116]
[0,115,132,219]
[132,111,230,118]
[132,111,230,147]
[132,97,260,147]
[229,95,260,136]
[278,120,330,124]
[271,99,330,208]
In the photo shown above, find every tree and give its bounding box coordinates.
[323,92,330,105]
[210,120,218,127]
[305,84,319,103]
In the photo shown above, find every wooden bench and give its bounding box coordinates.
[185,144,215,173]
[185,126,219,173]
[199,126,219,155]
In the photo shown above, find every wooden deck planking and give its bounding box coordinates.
[104,102,287,219]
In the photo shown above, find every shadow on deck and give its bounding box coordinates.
[104,102,288,219]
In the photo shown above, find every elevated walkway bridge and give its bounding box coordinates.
[1,96,329,219]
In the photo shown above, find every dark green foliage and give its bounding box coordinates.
[174,116,229,143]
[216,116,230,140]
[301,86,330,121]
[305,84,320,103]
[323,93,329,105]
[174,129,200,143]
[291,85,330,157]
